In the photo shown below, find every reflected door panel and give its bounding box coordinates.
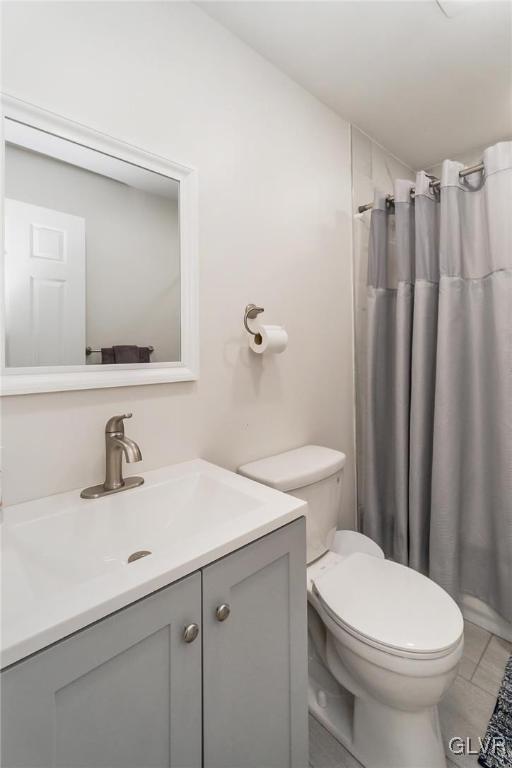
[5,198,86,366]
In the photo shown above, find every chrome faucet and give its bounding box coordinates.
[81,413,144,499]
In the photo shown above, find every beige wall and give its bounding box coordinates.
[1,2,357,527]
[351,126,415,520]
[5,145,181,363]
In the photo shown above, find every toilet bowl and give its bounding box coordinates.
[311,550,463,767]
[239,446,464,768]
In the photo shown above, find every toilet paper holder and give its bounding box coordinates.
[244,304,265,336]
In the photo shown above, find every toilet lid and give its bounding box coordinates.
[312,553,463,655]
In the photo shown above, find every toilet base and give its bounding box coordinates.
[308,674,354,751]
[352,696,446,768]
[308,652,447,768]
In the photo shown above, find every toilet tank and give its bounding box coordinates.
[238,445,346,564]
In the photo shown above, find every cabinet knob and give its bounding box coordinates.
[215,603,231,622]
[183,623,200,643]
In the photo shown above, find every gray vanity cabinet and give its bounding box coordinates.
[1,573,203,768]
[202,519,308,768]
[1,519,307,768]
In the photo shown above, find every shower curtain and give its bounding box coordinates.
[362,142,512,622]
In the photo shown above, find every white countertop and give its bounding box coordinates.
[1,459,306,668]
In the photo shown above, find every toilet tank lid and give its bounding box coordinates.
[238,445,346,492]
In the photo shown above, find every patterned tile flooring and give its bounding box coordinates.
[309,620,511,768]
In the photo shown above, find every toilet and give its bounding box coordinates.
[239,445,464,768]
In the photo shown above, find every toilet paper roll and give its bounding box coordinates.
[249,324,288,354]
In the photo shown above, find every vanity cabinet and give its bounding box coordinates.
[1,572,203,768]
[1,519,307,768]
[203,518,308,768]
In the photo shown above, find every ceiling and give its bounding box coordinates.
[198,0,512,169]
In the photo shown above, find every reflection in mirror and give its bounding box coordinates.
[4,120,181,368]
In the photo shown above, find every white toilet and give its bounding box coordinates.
[239,445,464,768]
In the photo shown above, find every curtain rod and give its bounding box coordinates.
[357,161,484,214]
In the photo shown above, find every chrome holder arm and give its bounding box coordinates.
[244,304,264,336]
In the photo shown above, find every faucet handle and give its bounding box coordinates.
[105,413,133,434]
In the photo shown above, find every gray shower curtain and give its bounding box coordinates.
[362,142,512,622]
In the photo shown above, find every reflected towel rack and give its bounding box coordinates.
[86,346,154,356]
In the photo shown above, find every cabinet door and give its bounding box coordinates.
[202,519,308,768]
[1,573,202,768]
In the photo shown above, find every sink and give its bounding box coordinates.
[4,472,262,588]
[1,459,306,667]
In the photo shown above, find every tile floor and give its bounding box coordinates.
[309,620,511,768]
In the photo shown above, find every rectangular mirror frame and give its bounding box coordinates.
[1,95,198,395]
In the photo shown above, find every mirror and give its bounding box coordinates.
[5,123,180,367]
[2,97,198,394]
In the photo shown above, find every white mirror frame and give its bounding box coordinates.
[1,95,198,395]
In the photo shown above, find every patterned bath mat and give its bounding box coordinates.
[478,654,512,768]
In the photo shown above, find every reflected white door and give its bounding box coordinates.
[5,199,86,367]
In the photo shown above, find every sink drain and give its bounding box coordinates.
[127,550,151,563]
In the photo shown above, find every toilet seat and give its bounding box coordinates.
[331,530,385,560]
[312,553,463,659]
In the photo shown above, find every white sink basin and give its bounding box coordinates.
[1,459,306,668]
[5,472,262,587]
